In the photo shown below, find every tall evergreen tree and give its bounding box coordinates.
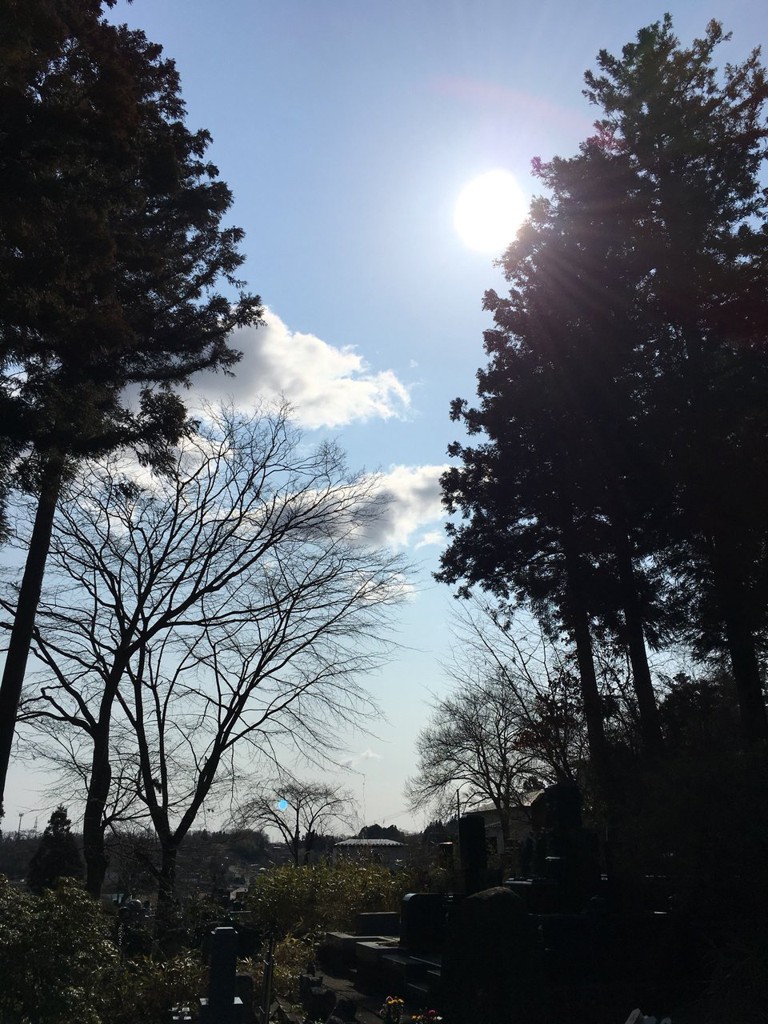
[0,0,262,814]
[439,16,768,792]
[439,147,666,784]
[582,16,768,741]
[27,804,83,892]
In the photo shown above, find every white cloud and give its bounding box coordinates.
[415,530,444,550]
[357,464,448,549]
[192,309,411,429]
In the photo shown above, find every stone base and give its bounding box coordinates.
[199,995,244,1023]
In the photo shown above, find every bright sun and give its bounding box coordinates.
[454,169,528,253]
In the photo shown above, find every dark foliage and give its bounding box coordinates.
[0,0,263,817]
[438,15,768,797]
[26,804,83,892]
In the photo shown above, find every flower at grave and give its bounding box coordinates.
[380,996,404,1024]
[411,1011,442,1024]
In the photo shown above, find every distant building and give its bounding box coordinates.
[332,837,406,867]
[473,791,544,854]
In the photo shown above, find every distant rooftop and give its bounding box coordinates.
[335,838,405,848]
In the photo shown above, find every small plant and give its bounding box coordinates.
[242,935,315,1008]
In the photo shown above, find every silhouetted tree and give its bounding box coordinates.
[581,16,768,741]
[358,823,407,842]
[242,778,357,866]
[405,670,560,854]
[438,156,653,787]
[421,820,450,846]
[438,17,768,797]
[0,0,262,817]
[27,805,83,892]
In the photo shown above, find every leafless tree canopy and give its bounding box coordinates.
[239,775,357,865]
[404,601,588,849]
[7,405,408,897]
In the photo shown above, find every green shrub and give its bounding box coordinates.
[108,953,206,1024]
[0,875,205,1024]
[241,935,314,1008]
[0,876,116,1024]
[246,860,415,940]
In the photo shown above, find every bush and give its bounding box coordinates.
[246,860,417,940]
[0,875,205,1024]
[108,953,206,1024]
[0,876,117,1024]
[241,859,449,1005]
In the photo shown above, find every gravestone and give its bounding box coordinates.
[199,927,244,1023]
[298,974,336,1022]
[355,911,400,936]
[400,893,446,953]
[530,781,582,833]
[326,996,359,1024]
[527,782,601,911]
[458,813,488,895]
[440,887,535,1024]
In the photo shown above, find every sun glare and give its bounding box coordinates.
[454,169,528,254]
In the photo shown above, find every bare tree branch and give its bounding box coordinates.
[9,404,409,903]
[236,775,357,865]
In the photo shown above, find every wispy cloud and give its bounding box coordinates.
[193,309,412,429]
[341,748,383,768]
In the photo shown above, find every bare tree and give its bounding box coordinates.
[12,406,408,911]
[449,602,589,781]
[240,777,357,865]
[405,674,542,854]
[405,602,588,853]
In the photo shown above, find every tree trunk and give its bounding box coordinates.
[292,807,300,866]
[614,527,664,756]
[677,319,767,745]
[155,839,180,949]
[561,524,612,803]
[83,725,113,897]
[82,658,129,897]
[568,592,611,786]
[303,829,316,865]
[708,533,768,744]
[0,453,65,818]
[557,499,615,819]
[724,613,766,743]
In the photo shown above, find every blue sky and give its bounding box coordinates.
[7,0,768,836]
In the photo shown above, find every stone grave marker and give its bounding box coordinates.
[200,926,244,1023]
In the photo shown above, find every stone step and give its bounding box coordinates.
[405,980,430,1005]
[381,952,428,984]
